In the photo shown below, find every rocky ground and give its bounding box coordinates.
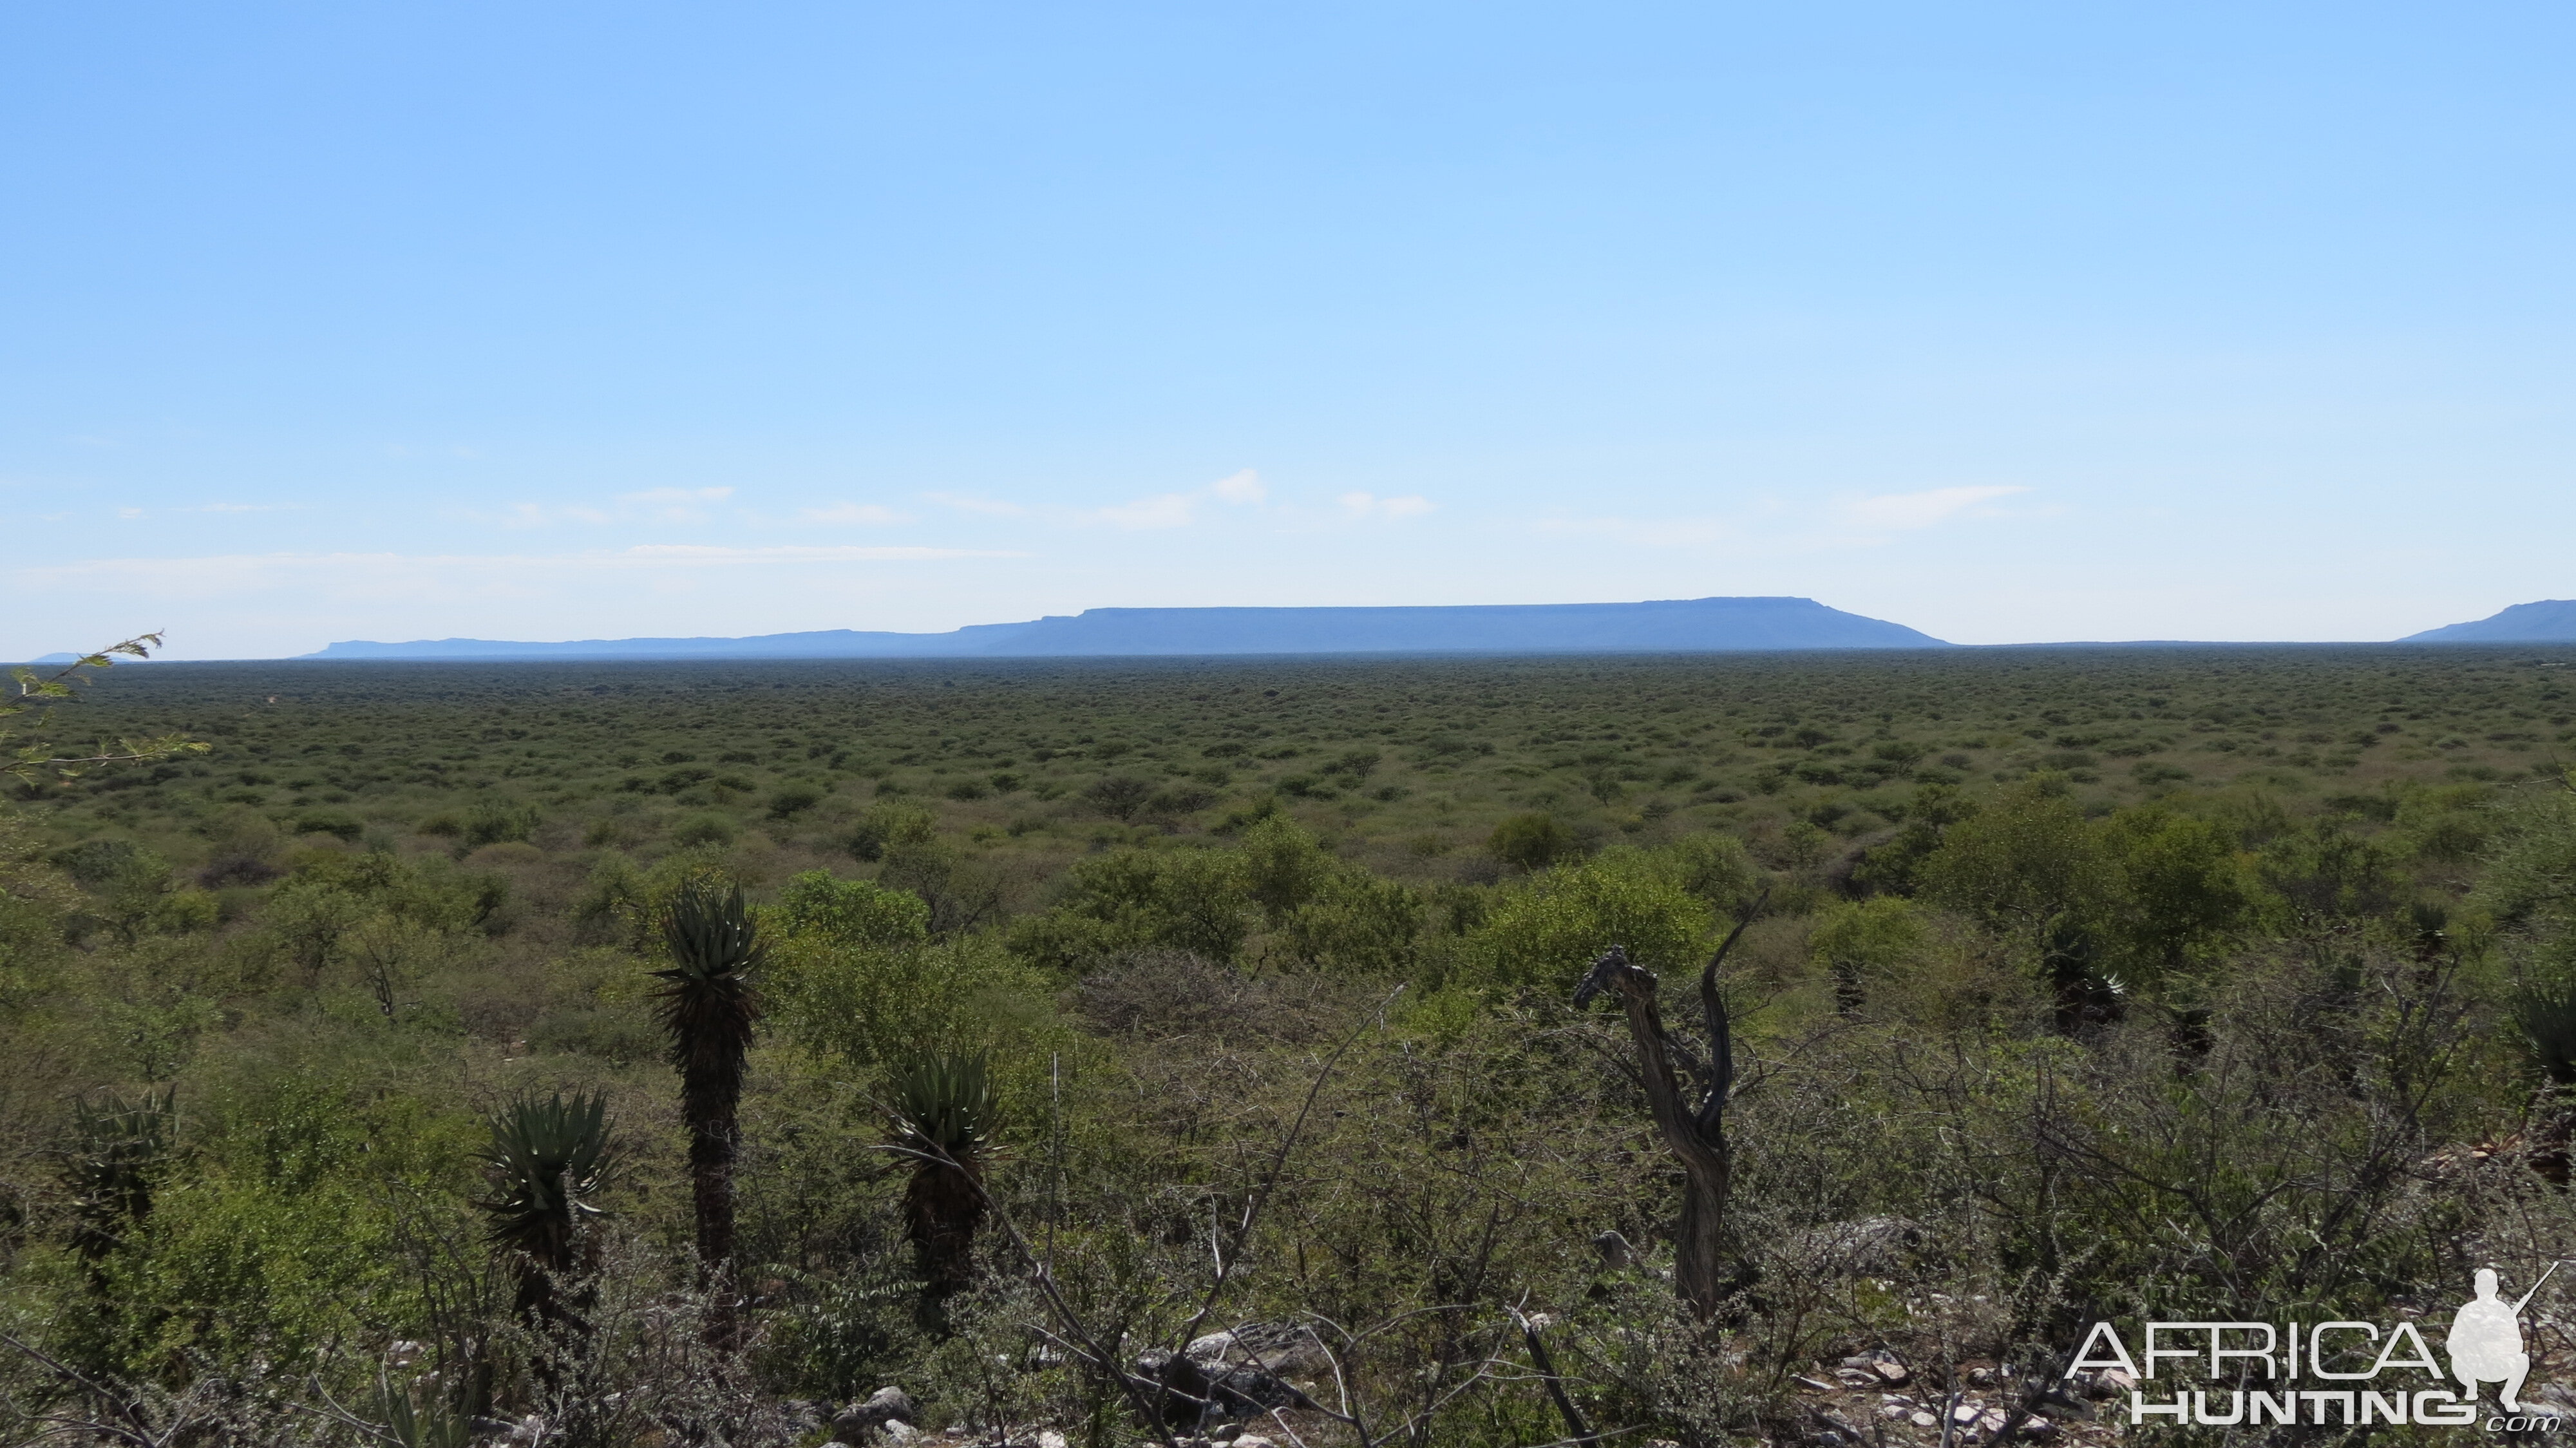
[468,1316,2576,1446]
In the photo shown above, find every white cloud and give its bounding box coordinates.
[802,502,912,525]
[1338,491,1434,520]
[923,491,1027,517]
[19,544,1023,601]
[1836,485,2028,531]
[1097,491,1200,529]
[1095,468,1268,529]
[1533,514,1734,548]
[494,500,606,528]
[488,487,737,528]
[621,486,735,505]
[616,486,737,522]
[620,544,997,564]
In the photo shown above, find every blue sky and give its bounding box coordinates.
[5,3,2573,658]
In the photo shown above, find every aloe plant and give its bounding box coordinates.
[654,878,764,1291]
[376,1375,475,1448]
[61,1087,175,1268]
[476,1091,620,1328]
[2514,980,2576,1183]
[2516,979,2576,1087]
[887,1050,1000,1307]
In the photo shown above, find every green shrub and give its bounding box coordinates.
[292,810,364,841]
[526,1002,661,1064]
[1082,776,1154,819]
[1237,815,1337,926]
[1920,783,2105,945]
[103,1173,412,1375]
[1004,847,1249,971]
[1809,896,1929,1010]
[1282,870,1426,973]
[50,837,153,888]
[2255,820,2400,926]
[768,783,826,820]
[846,801,937,862]
[1663,830,1761,915]
[771,870,931,948]
[1445,848,1713,992]
[1488,811,1575,871]
[672,814,738,849]
[153,888,221,933]
[2094,806,2253,977]
[772,932,1057,1070]
[462,801,540,849]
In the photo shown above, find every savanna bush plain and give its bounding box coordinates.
[7,644,2576,1447]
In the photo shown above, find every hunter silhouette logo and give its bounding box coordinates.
[2448,1262,2555,1413]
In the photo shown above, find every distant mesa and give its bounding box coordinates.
[303,596,1951,661]
[2401,600,2576,643]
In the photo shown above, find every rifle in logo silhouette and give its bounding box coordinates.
[2449,1260,2566,1413]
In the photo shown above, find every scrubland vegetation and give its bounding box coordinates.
[7,644,2576,1445]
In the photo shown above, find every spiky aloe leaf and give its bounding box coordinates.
[475,1091,620,1270]
[61,1087,175,1262]
[888,1050,1001,1309]
[887,1051,999,1159]
[2517,978,2576,1089]
[656,877,766,987]
[652,877,764,1098]
[377,1375,473,1448]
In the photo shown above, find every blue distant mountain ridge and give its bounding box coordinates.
[2401,600,2576,643]
[303,596,1951,660]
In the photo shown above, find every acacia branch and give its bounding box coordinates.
[0,1331,165,1447]
[1508,1302,1598,1445]
[1173,982,1404,1351]
[885,1137,1183,1448]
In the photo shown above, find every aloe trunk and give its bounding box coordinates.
[888,1051,999,1320]
[654,879,765,1328]
[476,1091,620,1396]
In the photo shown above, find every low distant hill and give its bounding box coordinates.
[304,596,1950,661]
[2401,600,2576,643]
